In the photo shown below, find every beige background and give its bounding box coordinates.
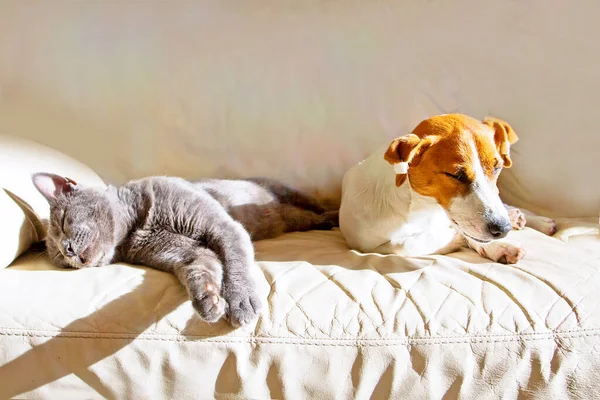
[0,1,598,217]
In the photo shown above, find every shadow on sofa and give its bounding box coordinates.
[0,261,238,398]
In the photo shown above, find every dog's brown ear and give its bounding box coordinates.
[384,134,430,187]
[483,117,519,168]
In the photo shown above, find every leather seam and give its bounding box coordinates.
[0,327,599,346]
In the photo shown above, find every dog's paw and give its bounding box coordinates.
[526,215,557,236]
[224,287,262,328]
[192,281,226,323]
[508,208,526,230]
[480,240,526,264]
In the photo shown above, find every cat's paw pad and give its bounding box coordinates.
[192,282,226,323]
[225,289,262,328]
[481,241,526,264]
[508,208,526,230]
[527,216,557,236]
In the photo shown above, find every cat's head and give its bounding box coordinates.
[32,173,116,269]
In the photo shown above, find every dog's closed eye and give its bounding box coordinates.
[444,171,470,184]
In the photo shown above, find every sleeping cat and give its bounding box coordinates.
[32,173,338,327]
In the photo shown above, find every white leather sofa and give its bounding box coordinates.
[0,1,599,399]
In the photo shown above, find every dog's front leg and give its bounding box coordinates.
[504,204,557,236]
[433,233,468,256]
[464,236,526,264]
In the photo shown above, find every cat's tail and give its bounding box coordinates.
[317,210,340,230]
[245,177,329,215]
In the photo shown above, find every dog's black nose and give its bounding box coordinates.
[488,219,511,239]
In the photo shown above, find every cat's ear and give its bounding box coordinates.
[32,173,78,201]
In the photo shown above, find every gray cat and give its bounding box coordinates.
[32,173,338,327]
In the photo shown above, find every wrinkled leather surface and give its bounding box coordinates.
[0,224,598,399]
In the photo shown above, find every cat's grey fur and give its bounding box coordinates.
[32,173,338,327]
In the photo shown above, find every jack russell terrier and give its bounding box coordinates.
[339,114,556,264]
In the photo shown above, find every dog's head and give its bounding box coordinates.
[384,114,518,243]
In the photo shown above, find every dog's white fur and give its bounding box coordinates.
[340,143,556,264]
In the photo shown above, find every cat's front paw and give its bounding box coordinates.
[192,282,226,323]
[480,240,526,264]
[224,287,262,328]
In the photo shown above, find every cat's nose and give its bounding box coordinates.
[65,243,76,257]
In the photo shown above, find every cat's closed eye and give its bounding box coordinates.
[61,210,69,233]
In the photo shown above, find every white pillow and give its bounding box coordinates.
[0,135,106,269]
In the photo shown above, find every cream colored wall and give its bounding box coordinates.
[0,1,598,217]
